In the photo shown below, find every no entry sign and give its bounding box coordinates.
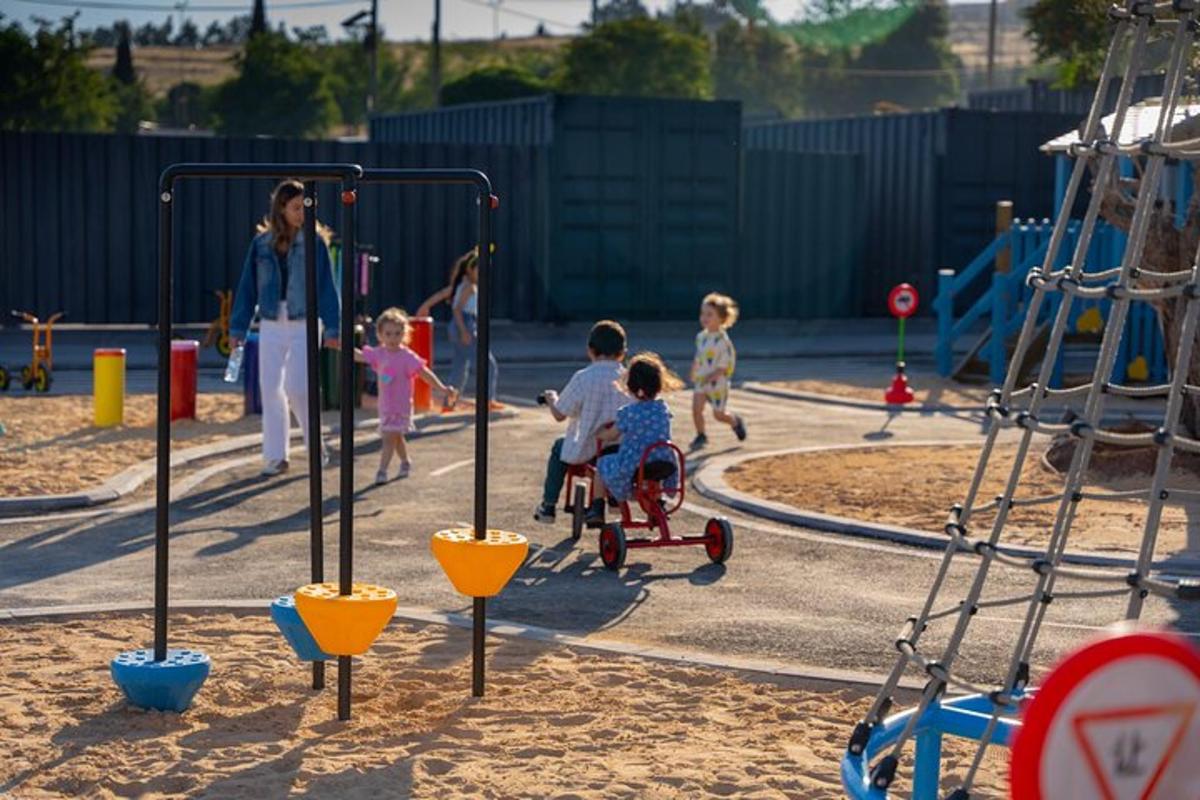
[1010,630,1200,800]
[887,283,919,319]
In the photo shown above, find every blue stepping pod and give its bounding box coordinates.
[111,648,210,712]
[270,595,330,661]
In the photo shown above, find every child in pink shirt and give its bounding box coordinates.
[355,307,455,484]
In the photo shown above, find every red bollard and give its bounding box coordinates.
[409,316,434,413]
[170,340,199,422]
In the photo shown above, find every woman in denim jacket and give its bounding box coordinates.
[229,180,341,476]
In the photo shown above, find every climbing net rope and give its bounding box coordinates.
[846,2,1200,796]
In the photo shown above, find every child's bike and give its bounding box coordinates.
[2,310,65,392]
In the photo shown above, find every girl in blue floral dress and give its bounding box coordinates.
[585,352,684,526]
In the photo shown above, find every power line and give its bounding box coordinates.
[450,0,579,30]
[9,0,365,12]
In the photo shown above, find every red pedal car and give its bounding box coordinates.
[563,440,733,571]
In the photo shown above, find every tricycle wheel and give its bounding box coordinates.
[599,523,626,571]
[0,365,8,391]
[704,518,733,564]
[33,364,51,393]
[570,484,586,542]
[20,365,32,390]
[216,332,232,358]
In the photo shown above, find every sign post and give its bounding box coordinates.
[885,283,919,405]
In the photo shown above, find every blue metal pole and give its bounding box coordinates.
[912,727,943,800]
[936,269,955,376]
[990,270,1007,386]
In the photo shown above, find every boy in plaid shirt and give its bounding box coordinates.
[534,320,628,523]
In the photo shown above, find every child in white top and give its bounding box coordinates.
[534,320,628,523]
[690,292,746,450]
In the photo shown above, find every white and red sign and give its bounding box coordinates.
[887,283,919,319]
[1010,630,1200,800]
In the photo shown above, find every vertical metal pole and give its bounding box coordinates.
[154,179,174,663]
[432,0,442,106]
[368,0,378,115]
[986,0,997,90]
[472,191,493,698]
[302,181,326,692]
[338,180,358,721]
[912,726,943,800]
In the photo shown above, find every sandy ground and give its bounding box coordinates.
[0,612,1010,799]
[727,444,1200,556]
[0,393,252,497]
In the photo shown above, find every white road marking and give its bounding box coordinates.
[430,458,474,478]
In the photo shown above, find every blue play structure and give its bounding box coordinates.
[110,648,211,713]
[270,595,331,661]
[841,692,1023,799]
[934,154,1187,386]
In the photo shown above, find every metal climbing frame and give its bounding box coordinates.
[842,1,1200,796]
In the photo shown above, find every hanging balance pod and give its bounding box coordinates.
[431,528,528,598]
[110,648,211,712]
[270,594,331,661]
[293,582,397,656]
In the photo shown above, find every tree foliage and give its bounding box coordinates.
[0,17,117,132]
[441,64,548,106]
[558,17,711,99]
[209,32,338,137]
[712,20,803,118]
[1022,0,1111,87]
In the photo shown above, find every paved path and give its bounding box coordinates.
[2,357,1196,687]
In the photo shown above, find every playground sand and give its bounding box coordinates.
[0,611,1011,798]
[0,393,250,497]
[728,444,1200,555]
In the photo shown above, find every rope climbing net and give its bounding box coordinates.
[842,2,1200,796]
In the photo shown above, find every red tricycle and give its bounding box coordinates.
[563,440,733,571]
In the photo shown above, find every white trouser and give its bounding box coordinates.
[258,314,318,463]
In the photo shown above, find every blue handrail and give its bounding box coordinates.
[841,693,1025,800]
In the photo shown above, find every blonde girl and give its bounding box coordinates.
[689,292,746,450]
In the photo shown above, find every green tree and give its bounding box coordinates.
[712,19,804,118]
[1022,0,1110,87]
[210,32,338,137]
[847,0,959,110]
[251,0,267,37]
[319,36,418,128]
[158,81,215,129]
[558,18,712,99]
[112,21,135,84]
[442,64,548,106]
[0,17,117,131]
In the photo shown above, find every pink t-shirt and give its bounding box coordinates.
[362,345,424,420]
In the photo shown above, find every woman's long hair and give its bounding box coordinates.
[257,179,332,254]
[447,248,478,303]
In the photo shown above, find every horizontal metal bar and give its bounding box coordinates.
[626,536,712,549]
[159,162,363,191]
[359,167,492,193]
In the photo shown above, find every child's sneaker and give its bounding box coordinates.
[374,469,388,485]
[261,459,289,477]
[534,502,556,523]
[732,415,747,442]
[689,433,708,451]
[488,400,507,412]
[397,461,411,479]
[585,498,606,528]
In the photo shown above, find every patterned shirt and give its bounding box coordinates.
[596,398,674,501]
[556,360,627,463]
[692,329,736,384]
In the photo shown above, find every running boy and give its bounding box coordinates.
[355,307,456,484]
[690,292,746,450]
[533,320,628,523]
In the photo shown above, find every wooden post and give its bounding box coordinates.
[995,200,1013,274]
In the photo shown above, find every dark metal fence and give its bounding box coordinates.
[0,132,548,324]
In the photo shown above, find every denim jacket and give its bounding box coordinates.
[229,229,340,340]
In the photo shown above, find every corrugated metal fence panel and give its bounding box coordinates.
[369,95,555,146]
[546,96,742,318]
[744,109,1074,313]
[0,132,550,324]
[968,74,1167,115]
[740,151,865,318]
[744,111,942,312]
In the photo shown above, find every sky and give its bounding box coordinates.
[0,0,981,43]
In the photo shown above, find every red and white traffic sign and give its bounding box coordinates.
[1010,630,1200,800]
[887,283,919,319]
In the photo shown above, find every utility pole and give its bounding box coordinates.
[368,0,379,115]
[591,0,598,27]
[986,0,998,90]
[432,0,441,106]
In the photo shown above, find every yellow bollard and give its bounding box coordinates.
[93,348,126,427]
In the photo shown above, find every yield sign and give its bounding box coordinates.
[1011,631,1200,800]
[1071,702,1197,800]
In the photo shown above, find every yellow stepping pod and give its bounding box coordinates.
[431,529,528,598]
[1127,355,1150,382]
[293,582,397,656]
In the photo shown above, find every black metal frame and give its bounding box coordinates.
[154,163,496,722]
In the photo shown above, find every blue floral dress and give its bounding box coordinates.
[596,398,674,501]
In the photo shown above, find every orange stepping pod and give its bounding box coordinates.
[293,582,397,656]
[431,529,528,598]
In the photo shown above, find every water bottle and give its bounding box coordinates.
[223,343,244,383]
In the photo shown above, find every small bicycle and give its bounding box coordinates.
[202,289,233,357]
[2,310,65,392]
